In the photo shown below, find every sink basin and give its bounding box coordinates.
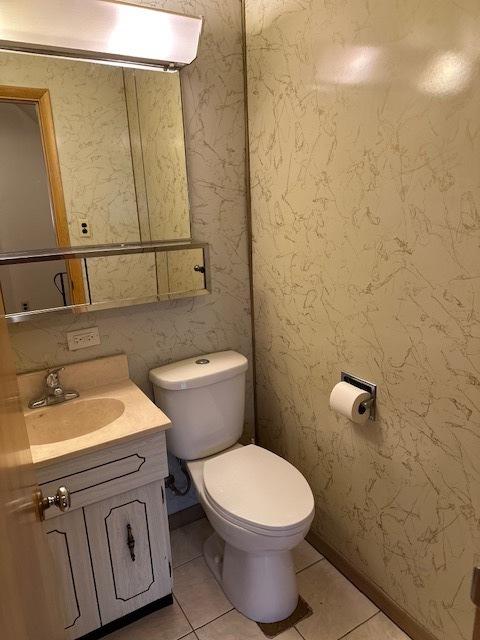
[26,398,125,445]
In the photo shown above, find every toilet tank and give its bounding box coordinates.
[149,351,248,460]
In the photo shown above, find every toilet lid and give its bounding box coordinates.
[203,445,314,532]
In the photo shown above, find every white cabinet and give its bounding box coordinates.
[40,432,172,639]
[84,481,171,625]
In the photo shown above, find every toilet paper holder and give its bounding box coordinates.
[341,371,377,421]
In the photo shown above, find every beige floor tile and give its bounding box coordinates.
[171,518,214,568]
[296,560,378,640]
[106,598,192,640]
[196,609,303,640]
[173,556,232,628]
[343,612,412,639]
[292,540,323,572]
[180,635,198,640]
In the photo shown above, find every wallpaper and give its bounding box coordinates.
[9,0,254,445]
[245,1,480,640]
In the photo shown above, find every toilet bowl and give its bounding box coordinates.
[149,351,315,623]
[187,444,314,622]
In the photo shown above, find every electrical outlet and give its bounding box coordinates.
[79,219,91,238]
[67,327,100,351]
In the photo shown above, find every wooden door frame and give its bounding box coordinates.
[0,84,86,305]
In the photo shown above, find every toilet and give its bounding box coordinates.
[149,351,314,623]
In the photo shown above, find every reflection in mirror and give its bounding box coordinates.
[85,254,158,305]
[0,262,72,314]
[0,50,190,253]
[1,246,208,320]
[125,69,190,241]
[0,89,86,304]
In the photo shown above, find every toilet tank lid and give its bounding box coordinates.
[149,350,248,390]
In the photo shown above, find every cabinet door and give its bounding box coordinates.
[84,480,172,624]
[43,510,101,639]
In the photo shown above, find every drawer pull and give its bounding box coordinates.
[126,523,135,561]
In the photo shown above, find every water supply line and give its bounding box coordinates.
[165,458,191,496]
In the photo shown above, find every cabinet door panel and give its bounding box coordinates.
[84,481,171,624]
[106,499,155,601]
[44,510,101,639]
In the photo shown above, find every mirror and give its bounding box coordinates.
[0,50,190,249]
[2,246,209,320]
[0,49,209,320]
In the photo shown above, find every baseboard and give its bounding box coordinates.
[168,502,205,530]
[306,531,438,640]
[79,594,173,639]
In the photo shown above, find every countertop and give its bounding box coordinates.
[18,355,171,468]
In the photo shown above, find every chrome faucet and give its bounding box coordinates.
[28,367,79,409]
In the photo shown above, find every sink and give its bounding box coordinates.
[18,355,171,467]
[26,398,125,445]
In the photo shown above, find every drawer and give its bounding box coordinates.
[36,431,168,519]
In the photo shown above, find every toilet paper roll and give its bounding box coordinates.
[329,381,371,425]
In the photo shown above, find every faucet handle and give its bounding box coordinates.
[46,366,64,389]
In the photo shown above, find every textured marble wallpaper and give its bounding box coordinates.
[245,1,480,639]
[9,0,254,440]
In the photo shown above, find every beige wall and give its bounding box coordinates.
[8,0,254,439]
[245,2,480,640]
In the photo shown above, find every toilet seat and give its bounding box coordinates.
[203,445,314,537]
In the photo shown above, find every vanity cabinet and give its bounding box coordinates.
[38,431,172,640]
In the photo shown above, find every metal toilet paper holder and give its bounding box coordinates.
[341,371,377,421]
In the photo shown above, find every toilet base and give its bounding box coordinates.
[203,533,298,623]
[203,531,225,583]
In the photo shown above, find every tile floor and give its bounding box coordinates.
[109,518,412,640]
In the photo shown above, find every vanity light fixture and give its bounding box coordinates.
[0,0,203,70]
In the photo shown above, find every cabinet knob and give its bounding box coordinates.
[35,486,71,521]
[193,264,205,273]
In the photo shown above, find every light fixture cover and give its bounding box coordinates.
[0,0,203,68]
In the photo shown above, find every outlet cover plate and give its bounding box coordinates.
[79,218,91,238]
[67,327,100,351]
